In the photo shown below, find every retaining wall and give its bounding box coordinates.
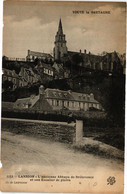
[2,119,76,143]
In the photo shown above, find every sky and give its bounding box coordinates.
[2,1,126,58]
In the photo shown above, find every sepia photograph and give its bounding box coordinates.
[0,1,126,193]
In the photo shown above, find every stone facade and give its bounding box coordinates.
[2,119,76,143]
[35,62,54,77]
[26,50,53,62]
[2,68,28,90]
[44,88,102,111]
[2,68,20,90]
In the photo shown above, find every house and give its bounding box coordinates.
[14,95,40,109]
[2,68,31,90]
[19,67,40,85]
[35,62,54,77]
[45,88,102,111]
[14,85,103,112]
[2,68,20,90]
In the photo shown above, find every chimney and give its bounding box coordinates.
[90,93,94,100]
[39,85,45,98]
[28,50,30,55]
[84,49,86,54]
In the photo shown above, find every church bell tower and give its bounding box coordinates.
[53,19,68,61]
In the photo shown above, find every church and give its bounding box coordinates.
[53,19,123,73]
[25,18,123,73]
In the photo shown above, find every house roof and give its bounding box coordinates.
[14,95,39,108]
[14,94,52,111]
[71,92,99,103]
[15,97,31,106]
[45,88,99,103]
[45,88,74,100]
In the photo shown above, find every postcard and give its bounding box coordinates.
[0,1,126,193]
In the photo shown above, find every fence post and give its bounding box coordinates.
[76,120,83,143]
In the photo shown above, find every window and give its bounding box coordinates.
[59,93,62,97]
[64,93,68,98]
[53,100,56,106]
[53,92,57,97]
[79,96,81,100]
[13,78,16,83]
[56,100,59,106]
[8,77,11,81]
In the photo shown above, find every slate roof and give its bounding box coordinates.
[45,88,99,103]
[14,95,39,108]
[71,92,99,103]
[45,88,74,100]
[67,51,102,62]
[14,88,100,110]
[28,50,53,58]
[14,97,31,108]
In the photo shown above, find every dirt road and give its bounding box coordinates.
[1,131,124,193]
[1,130,123,173]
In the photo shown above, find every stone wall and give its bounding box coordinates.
[2,119,76,144]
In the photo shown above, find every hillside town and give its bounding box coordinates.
[2,19,125,119]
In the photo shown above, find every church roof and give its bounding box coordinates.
[27,50,53,58]
[58,18,63,34]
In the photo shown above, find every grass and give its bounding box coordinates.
[83,127,124,151]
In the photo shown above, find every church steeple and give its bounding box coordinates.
[58,18,63,34]
[53,19,68,61]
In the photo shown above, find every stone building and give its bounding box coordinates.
[2,68,20,90]
[19,67,40,85]
[2,68,28,90]
[26,50,53,62]
[35,62,54,77]
[44,88,102,111]
[53,19,124,74]
[14,85,103,112]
